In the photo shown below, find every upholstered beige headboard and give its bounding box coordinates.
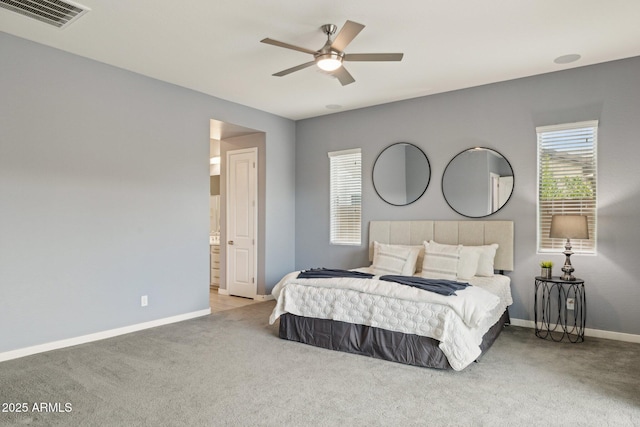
[369,220,514,272]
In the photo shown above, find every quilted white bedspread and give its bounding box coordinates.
[269,269,512,371]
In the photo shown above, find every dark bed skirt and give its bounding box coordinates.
[278,309,510,370]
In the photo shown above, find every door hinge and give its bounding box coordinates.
[252,277,255,283]
[253,162,256,168]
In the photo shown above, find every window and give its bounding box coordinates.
[537,121,597,254]
[328,148,362,245]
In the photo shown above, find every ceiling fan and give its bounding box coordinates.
[261,20,404,86]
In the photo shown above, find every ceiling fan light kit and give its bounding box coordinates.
[261,20,403,85]
[316,53,343,71]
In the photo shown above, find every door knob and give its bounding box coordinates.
[228,240,234,245]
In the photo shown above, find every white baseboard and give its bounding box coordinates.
[0,308,211,363]
[510,318,640,343]
[217,288,229,295]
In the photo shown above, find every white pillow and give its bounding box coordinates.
[372,242,417,276]
[372,242,424,274]
[407,245,426,274]
[464,244,499,277]
[421,240,461,280]
[457,247,481,280]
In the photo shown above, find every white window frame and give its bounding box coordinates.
[536,120,598,254]
[328,148,362,246]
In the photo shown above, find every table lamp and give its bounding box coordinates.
[549,215,589,281]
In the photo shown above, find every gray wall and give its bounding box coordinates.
[295,56,640,335]
[0,33,295,353]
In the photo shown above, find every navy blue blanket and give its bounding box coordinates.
[379,275,470,296]
[297,268,375,280]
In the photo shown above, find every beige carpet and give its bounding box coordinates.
[1,301,639,426]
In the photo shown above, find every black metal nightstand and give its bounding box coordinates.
[534,276,586,343]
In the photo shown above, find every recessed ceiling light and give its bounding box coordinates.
[554,54,581,64]
[326,104,342,110]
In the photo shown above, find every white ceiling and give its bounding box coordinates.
[3,0,640,120]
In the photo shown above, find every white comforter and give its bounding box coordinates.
[269,269,512,371]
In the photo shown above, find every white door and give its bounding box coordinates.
[498,176,514,207]
[226,148,257,298]
[490,173,500,213]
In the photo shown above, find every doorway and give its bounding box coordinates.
[209,119,265,300]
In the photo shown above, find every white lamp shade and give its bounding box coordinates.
[316,53,342,71]
[549,215,589,239]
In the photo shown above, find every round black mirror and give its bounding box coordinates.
[373,143,431,206]
[442,147,514,217]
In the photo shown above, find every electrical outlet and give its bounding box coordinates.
[141,295,148,307]
[566,298,575,310]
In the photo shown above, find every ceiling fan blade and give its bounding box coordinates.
[273,61,316,77]
[344,53,404,62]
[331,20,365,52]
[261,38,317,55]
[331,66,356,86]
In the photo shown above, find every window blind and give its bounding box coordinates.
[328,148,362,245]
[537,121,597,254]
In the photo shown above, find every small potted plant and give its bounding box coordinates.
[540,261,554,279]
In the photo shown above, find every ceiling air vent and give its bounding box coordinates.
[0,0,90,29]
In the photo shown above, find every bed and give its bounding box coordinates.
[269,220,514,371]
